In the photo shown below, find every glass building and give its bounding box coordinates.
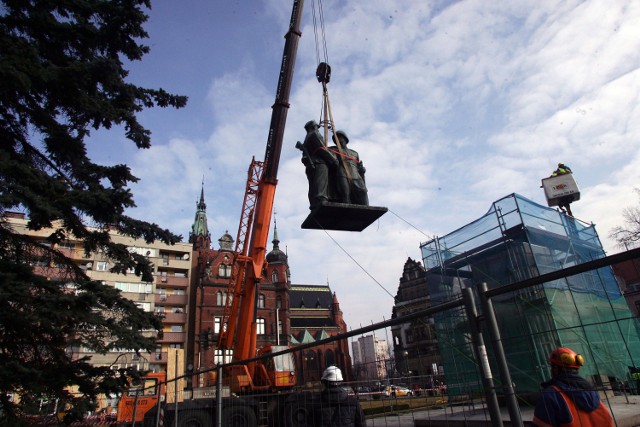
[420,193,640,396]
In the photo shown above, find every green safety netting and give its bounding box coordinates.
[420,194,640,396]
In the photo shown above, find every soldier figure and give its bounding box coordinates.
[330,130,369,206]
[300,120,338,209]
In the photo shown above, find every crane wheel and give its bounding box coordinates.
[283,401,313,427]
[176,411,212,427]
[222,406,258,427]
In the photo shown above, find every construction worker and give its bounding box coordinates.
[551,163,572,177]
[300,120,338,210]
[316,366,366,427]
[330,130,369,206]
[532,347,613,427]
[550,163,574,215]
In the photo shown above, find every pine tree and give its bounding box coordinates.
[0,0,187,421]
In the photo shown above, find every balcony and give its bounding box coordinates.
[157,257,191,270]
[157,332,185,344]
[155,294,188,306]
[151,352,167,364]
[161,312,187,324]
[156,275,189,289]
[57,247,81,260]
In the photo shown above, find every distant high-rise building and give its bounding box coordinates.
[351,334,389,381]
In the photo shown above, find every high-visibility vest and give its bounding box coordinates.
[552,385,613,427]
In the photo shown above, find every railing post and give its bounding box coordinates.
[462,287,503,427]
[131,388,139,427]
[153,381,163,427]
[174,356,178,427]
[478,282,524,427]
[216,364,223,427]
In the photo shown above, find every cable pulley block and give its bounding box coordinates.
[316,62,331,84]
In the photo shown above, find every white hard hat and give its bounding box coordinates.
[321,365,343,382]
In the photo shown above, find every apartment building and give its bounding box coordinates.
[5,212,195,372]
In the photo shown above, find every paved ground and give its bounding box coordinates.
[367,394,640,427]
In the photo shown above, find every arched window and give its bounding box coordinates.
[272,269,279,282]
[257,294,265,309]
[216,291,223,306]
[306,350,318,370]
[276,296,282,309]
[218,264,231,278]
[256,318,266,335]
[325,349,335,367]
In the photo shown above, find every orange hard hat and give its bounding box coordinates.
[549,347,584,369]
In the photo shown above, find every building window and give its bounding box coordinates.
[257,294,265,309]
[219,264,231,278]
[58,241,75,251]
[272,269,279,282]
[214,317,222,334]
[256,318,265,335]
[96,261,108,271]
[217,291,231,306]
[214,349,233,364]
[135,302,151,312]
[276,296,282,309]
[170,325,183,332]
[115,282,152,294]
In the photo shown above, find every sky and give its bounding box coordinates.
[87,0,640,332]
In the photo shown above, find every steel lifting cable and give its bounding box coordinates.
[311,0,354,182]
[311,0,329,67]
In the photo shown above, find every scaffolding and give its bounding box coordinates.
[420,193,640,396]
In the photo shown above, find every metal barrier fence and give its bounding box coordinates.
[122,248,640,427]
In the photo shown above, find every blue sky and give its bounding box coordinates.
[88,0,640,331]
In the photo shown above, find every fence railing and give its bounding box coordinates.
[117,248,640,427]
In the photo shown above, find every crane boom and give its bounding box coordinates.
[217,0,305,383]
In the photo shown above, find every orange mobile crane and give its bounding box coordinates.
[215,0,304,394]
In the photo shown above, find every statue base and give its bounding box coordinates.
[301,202,388,232]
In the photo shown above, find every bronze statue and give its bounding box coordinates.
[330,130,369,206]
[298,121,338,209]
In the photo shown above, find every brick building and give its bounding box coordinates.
[612,258,640,318]
[391,258,441,379]
[187,188,352,384]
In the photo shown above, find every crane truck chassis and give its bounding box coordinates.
[115,369,317,427]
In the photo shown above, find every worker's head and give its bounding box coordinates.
[558,162,565,168]
[304,120,319,131]
[333,130,349,145]
[548,347,584,374]
[321,365,343,387]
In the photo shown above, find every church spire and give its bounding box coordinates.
[189,182,211,250]
[266,214,287,265]
[197,185,206,211]
[272,216,280,249]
